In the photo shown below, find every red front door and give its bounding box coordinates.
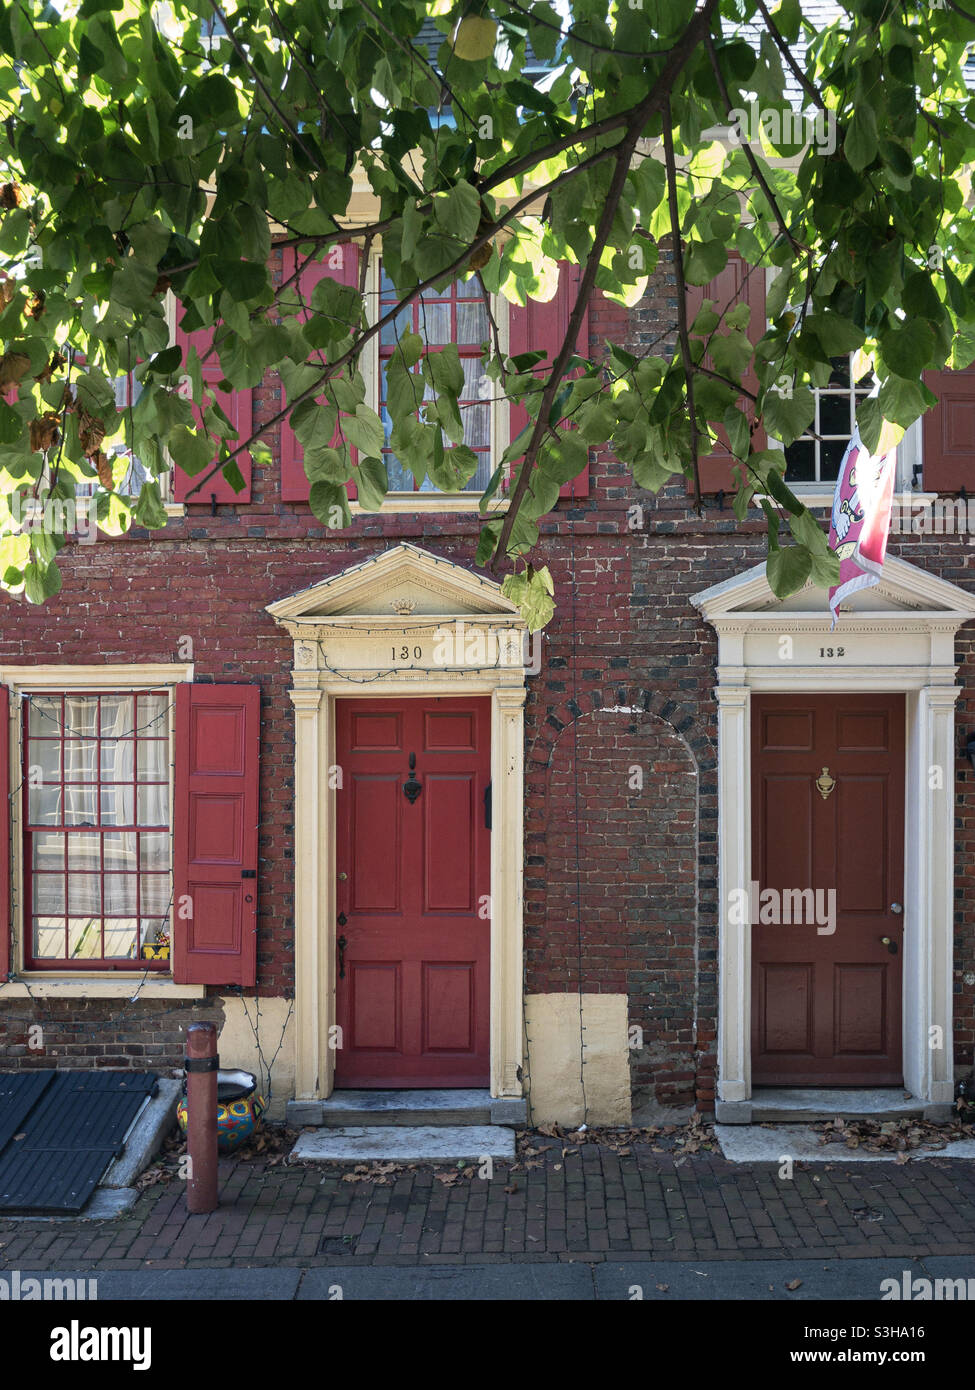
[751,694,905,1086]
[334,697,491,1088]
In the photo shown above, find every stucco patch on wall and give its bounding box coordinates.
[523,992,630,1127]
[218,996,295,1122]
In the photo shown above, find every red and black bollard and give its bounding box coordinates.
[185,1022,219,1214]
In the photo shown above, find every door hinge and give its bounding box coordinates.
[484,780,492,830]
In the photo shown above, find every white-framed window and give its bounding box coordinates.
[1,664,193,988]
[24,690,173,970]
[361,251,510,511]
[73,295,178,506]
[764,270,926,502]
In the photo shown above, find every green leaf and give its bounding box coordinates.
[342,406,385,458]
[170,425,214,479]
[766,544,812,597]
[879,319,935,379]
[353,456,388,512]
[215,261,271,303]
[804,314,865,357]
[432,182,481,243]
[764,467,803,516]
[309,480,351,529]
[133,482,169,529]
[761,386,815,447]
[877,375,932,429]
[902,271,944,325]
[683,240,728,287]
[845,105,878,171]
[502,566,555,632]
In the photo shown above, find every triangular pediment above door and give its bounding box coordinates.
[266,543,521,624]
[692,554,975,622]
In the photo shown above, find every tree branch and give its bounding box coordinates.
[182,149,617,498]
[663,103,702,513]
[488,0,724,563]
[752,0,828,112]
[206,0,324,173]
[704,33,803,257]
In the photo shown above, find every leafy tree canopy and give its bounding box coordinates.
[0,0,973,620]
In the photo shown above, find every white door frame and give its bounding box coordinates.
[267,545,528,1100]
[694,556,975,1108]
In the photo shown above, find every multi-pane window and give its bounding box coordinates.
[24,692,172,969]
[74,370,159,499]
[378,269,493,493]
[784,355,876,485]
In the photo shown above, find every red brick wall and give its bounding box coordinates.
[0,246,973,1113]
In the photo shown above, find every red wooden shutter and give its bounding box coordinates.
[508,261,591,498]
[922,367,975,493]
[0,685,9,982]
[173,684,260,986]
[280,244,361,501]
[173,321,253,504]
[686,250,766,494]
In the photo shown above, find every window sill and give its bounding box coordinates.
[350,494,509,516]
[0,976,206,999]
[754,490,936,510]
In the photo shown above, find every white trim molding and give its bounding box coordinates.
[692,556,975,1107]
[0,663,193,990]
[267,544,528,1101]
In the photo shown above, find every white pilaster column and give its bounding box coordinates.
[716,684,751,1102]
[289,684,323,1099]
[910,685,960,1104]
[492,684,526,1098]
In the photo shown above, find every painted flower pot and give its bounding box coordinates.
[176,1069,267,1154]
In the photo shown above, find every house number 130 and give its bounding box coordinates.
[392,646,423,660]
[819,647,845,658]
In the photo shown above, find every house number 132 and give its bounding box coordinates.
[819,647,845,658]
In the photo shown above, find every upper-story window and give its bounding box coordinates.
[377,265,496,496]
[784,355,877,485]
[72,368,170,501]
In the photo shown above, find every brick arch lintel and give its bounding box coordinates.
[528,685,714,775]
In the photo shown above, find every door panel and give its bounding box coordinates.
[751,694,904,1085]
[335,697,491,1087]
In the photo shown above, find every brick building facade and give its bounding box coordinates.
[0,242,972,1128]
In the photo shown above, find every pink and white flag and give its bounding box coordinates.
[827,424,896,626]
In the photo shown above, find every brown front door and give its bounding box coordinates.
[751,694,905,1086]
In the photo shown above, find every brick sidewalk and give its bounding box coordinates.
[3,1132,975,1270]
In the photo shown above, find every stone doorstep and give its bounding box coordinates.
[287,1089,527,1130]
[290,1124,516,1164]
[716,1088,947,1126]
[716,1123,975,1164]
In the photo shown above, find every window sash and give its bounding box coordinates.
[23,691,173,970]
[373,256,503,498]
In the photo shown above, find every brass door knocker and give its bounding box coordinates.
[816,767,836,801]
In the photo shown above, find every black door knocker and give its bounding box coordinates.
[403,752,422,804]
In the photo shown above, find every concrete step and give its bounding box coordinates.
[716,1125,975,1164]
[750,1088,928,1124]
[287,1089,527,1129]
[290,1124,516,1164]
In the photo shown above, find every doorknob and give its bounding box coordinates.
[337,934,348,979]
[880,936,898,955]
[890,902,903,914]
